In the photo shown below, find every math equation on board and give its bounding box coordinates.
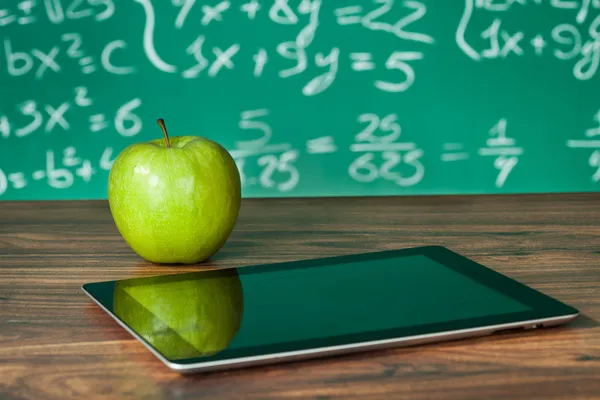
[1,0,599,199]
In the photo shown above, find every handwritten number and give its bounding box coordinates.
[379,151,402,181]
[349,153,379,183]
[375,52,423,93]
[62,147,82,167]
[74,86,93,107]
[257,155,278,188]
[356,114,380,143]
[350,107,424,190]
[100,148,115,170]
[378,150,426,187]
[396,149,425,187]
[114,99,142,137]
[349,151,424,186]
[360,0,432,43]
[552,24,582,60]
[393,1,433,44]
[277,41,307,78]
[493,156,518,188]
[172,0,195,28]
[356,113,401,143]
[362,0,393,32]
[15,101,42,137]
[238,109,271,149]
[257,150,299,192]
[487,118,514,147]
[277,150,300,191]
[378,114,402,143]
[269,0,298,24]
[44,0,65,23]
[61,33,83,58]
[183,35,209,78]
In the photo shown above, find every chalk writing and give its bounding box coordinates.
[457,0,600,80]
[0,146,113,196]
[2,33,135,79]
[348,113,425,187]
[0,88,142,140]
[0,1,598,200]
[0,0,115,26]
[478,119,523,188]
[0,0,436,104]
[334,1,433,44]
[231,109,299,192]
[567,109,600,182]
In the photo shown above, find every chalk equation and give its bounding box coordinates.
[4,109,600,197]
[348,113,425,187]
[1,0,432,96]
[0,0,115,27]
[1,1,598,199]
[0,87,142,139]
[0,106,531,197]
[3,0,596,98]
[2,33,134,79]
[230,108,300,192]
[0,146,114,196]
[440,118,523,188]
[567,108,600,182]
[457,0,600,80]
[229,110,427,192]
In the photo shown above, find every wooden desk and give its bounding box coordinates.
[1,194,599,400]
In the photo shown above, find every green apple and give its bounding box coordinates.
[113,268,244,360]
[108,119,241,264]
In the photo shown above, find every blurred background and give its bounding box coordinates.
[1,0,598,201]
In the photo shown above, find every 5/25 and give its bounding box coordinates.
[234,108,300,192]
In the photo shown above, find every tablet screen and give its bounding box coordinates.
[84,247,574,365]
[230,255,530,348]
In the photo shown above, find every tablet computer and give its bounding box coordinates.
[82,246,579,374]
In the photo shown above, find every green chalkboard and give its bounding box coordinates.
[1,0,599,200]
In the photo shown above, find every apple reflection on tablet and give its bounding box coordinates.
[113,268,244,360]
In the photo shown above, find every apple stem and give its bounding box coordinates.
[157,118,171,148]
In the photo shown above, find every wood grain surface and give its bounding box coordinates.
[1,193,599,400]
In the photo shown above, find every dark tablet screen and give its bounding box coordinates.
[83,246,577,365]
